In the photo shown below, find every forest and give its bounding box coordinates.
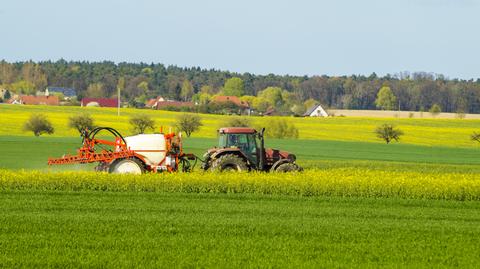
[1,60,480,114]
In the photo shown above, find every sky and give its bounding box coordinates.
[0,0,479,79]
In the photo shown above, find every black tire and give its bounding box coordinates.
[211,154,249,172]
[109,158,145,174]
[275,162,301,172]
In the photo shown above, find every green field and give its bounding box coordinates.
[2,105,480,267]
[1,191,479,268]
[2,135,480,171]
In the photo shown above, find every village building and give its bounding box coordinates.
[303,104,329,117]
[46,87,77,97]
[8,95,59,106]
[211,95,251,114]
[263,107,279,116]
[145,96,166,108]
[156,100,194,110]
[81,98,118,108]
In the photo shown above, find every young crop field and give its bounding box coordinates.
[2,105,480,267]
[1,191,479,268]
[2,136,480,171]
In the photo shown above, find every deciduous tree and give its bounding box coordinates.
[129,114,155,134]
[68,114,95,134]
[181,79,194,101]
[429,104,441,117]
[375,124,403,144]
[86,83,105,98]
[375,86,397,110]
[23,114,54,137]
[222,77,244,97]
[175,113,202,137]
[225,116,251,127]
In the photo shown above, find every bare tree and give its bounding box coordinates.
[175,113,202,137]
[129,114,155,134]
[68,113,95,134]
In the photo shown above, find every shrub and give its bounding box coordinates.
[175,113,202,137]
[23,114,54,137]
[129,114,155,134]
[429,104,441,117]
[265,118,299,139]
[471,132,480,143]
[456,110,466,119]
[68,113,95,134]
[375,124,403,144]
[224,116,251,127]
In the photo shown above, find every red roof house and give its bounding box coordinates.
[81,98,119,107]
[8,95,59,106]
[212,96,249,108]
[156,101,194,110]
[145,96,166,108]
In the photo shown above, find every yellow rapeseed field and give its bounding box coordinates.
[1,105,480,147]
[1,169,479,201]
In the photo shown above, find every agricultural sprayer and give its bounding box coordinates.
[48,127,197,174]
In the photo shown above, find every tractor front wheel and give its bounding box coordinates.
[109,158,145,174]
[211,154,249,172]
[275,162,301,172]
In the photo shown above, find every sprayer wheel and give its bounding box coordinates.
[109,158,145,174]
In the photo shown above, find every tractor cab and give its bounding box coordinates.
[217,127,261,166]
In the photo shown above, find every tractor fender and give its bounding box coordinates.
[270,159,294,172]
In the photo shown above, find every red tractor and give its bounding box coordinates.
[201,127,301,172]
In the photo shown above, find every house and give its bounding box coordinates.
[212,96,249,108]
[211,95,251,114]
[303,104,328,117]
[46,87,77,97]
[81,98,118,108]
[8,95,59,106]
[156,100,194,110]
[263,107,279,116]
[145,96,166,108]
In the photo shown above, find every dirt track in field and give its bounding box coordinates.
[328,109,480,119]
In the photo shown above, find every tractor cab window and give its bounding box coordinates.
[218,133,258,164]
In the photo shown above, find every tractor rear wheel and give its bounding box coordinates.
[211,154,249,172]
[275,163,301,172]
[109,158,145,174]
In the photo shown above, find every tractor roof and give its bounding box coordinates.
[219,127,256,134]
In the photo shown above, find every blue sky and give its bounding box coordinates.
[0,0,479,79]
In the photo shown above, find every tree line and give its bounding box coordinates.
[1,60,480,114]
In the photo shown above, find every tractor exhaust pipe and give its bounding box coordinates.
[259,128,265,170]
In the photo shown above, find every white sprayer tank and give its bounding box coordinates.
[124,134,166,166]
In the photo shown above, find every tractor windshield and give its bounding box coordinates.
[218,133,258,164]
